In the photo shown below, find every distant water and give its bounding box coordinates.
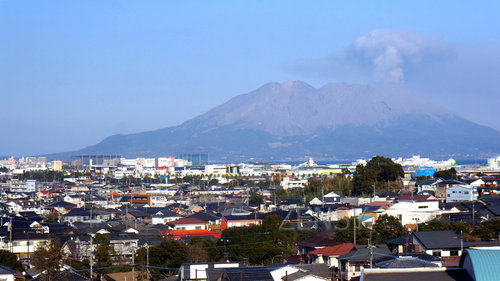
[255,159,488,166]
[454,159,487,165]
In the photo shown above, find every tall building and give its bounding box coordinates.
[177,154,208,166]
[51,160,63,171]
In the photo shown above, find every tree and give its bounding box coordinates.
[352,156,403,196]
[372,215,405,244]
[32,239,62,281]
[295,230,319,242]
[93,234,113,269]
[434,168,460,180]
[186,244,209,263]
[249,195,263,206]
[136,240,188,280]
[332,172,353,196]
[335,217,371,245]
[472,218,500,240]
[0,250,23,272]
[352,165,377,195]
[188,238,221,261]
[220,214,294,264]
[335,215,370,245]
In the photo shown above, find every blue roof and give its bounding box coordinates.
[460,249,500,281]
[411,167,436,178]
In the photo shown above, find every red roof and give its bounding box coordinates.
[398,194,438,202]
[164,229,221,239]
[365,201,393,208]
[39,190,51,194]
[309,243,356,256]
[108,192,120,196]
[167,217,208,226]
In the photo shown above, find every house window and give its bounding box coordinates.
[447,194,450,197]
[450,250,459,256]
[432,251,441,257]
[354,265,361,272]
[464,191,469,195]
[13,242,21,247]
[418,206,428,209]
[195,226,202,230]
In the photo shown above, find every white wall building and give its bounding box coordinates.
[446,185,478,203]
[383,200,441,226]
[280,177,307,190]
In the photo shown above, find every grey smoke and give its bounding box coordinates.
[351,30,453,82]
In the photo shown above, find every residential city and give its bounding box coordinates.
[3,1,500,281]
[0,154,498,280]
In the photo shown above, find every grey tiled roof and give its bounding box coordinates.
[413,231,462,250]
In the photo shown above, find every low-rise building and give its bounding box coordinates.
[445,185,478,203]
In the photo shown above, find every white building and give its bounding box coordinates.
[280,177,307,190]
[446,185,478,203]
[383,200,441,226]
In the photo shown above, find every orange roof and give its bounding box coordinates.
[309,243,356,256]
[108,192,120,196]
[165,229,221,239]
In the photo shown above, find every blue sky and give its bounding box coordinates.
[1,1,499,156]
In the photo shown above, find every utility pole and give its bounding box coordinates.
[369,244,374,269]
[472,199,475,226]
[353,209,356,245]
[131,248,135,281]
[146,244,150,281]
[460,230,464,253]
[368,231,375,269]
[9,217,12,252]
[90,235,94,281]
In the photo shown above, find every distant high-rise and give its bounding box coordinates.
[178,153,208,166]
[72,154,121,166]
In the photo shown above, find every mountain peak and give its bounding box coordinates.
[187,81,454,137]
[54,80,500,161]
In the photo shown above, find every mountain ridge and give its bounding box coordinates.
[46,81,500,161]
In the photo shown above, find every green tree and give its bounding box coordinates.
[332,172,353,196]
[249,195,264,206]
[136,240,188,280]
[352,156,403,196]
[335,217,371,245]
[0,250,23,272]
[434,168,460,179]
[352,165,377,195]
[220,214,294,264]
[93,234,113,269]
[365,156,404,182]
[472,218,500,240]
[372,215,405,244]
[32,239,62,281]
[295,230,319,242]
[189,238,221,261]
[186,244,209,263]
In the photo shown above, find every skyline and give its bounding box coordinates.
[2,1,500,156]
